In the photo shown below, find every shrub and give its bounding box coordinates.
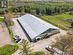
[7,27,16,42]
[30,51,45,55]
[0,44,19,55]
[0,17,4,22]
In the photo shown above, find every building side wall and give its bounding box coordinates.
[17,19,33,42]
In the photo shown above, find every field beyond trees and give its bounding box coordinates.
[41,13,72,30]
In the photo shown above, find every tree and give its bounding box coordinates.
[67,46,73,55]
[20,39,32,55]
[36,8,40,15]
[4,12,14,26]
[52,34,73,55]
[30,51,45,55]
[46,7,52,15]
[71,22,73,28]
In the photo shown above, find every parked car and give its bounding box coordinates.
[15,35,21,43]
[15,35,19,39]
[16,38,21,43]
[45,45,67,55]
[45,45,54,53]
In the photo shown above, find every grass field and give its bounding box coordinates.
[0,44,18,55]
[41,13,73,30]
[0,17,4,22]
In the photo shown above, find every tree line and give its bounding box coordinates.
[8,2,73,15]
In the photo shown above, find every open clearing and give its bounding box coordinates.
[0,23,12,47]
[41,13,73,30]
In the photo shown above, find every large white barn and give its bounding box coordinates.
[17,14,59,42]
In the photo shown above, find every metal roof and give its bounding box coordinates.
[17,14,59,40]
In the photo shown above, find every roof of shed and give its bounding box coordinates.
[18,14,59,40]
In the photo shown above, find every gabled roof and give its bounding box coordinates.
[17,14,59,40]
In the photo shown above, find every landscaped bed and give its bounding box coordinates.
[0,44,18,55]
[41,13,73,30]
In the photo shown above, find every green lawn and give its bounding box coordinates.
[41,13,73,30]
[30,51,45,55]
[0,16,4,22]
[0,44,18,55]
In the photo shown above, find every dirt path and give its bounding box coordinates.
[0,23,12,47]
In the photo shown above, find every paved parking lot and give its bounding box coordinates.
[0,23,12,47]
[12,18,67,54]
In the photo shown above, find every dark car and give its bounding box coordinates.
[15,35,19,39]
[16,38,21,43]
[15,35,21,43]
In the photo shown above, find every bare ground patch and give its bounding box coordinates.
[0,23,12,47]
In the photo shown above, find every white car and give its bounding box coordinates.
[45,45,54,53]
[45,45,68,55]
